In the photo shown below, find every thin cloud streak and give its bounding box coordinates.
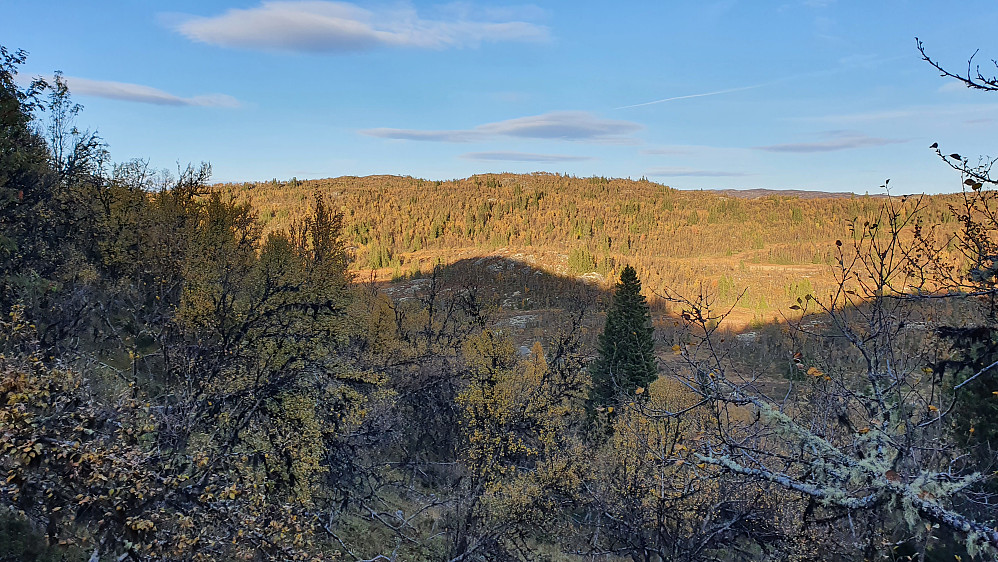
[617,57,907,112]
[756,133,905,153]
[361,111,642,143]
[480,112,640,140]
[171,1,549,53]
[63,76,240,108]
[616,84,763,110]
[461,151,594,162]
[361,129,482,142]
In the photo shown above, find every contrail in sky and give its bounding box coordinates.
[615,55,908,111]
[615,84,765,110]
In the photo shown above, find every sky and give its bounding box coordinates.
[3,0,998,193]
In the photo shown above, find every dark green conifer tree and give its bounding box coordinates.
[590,265,657,407]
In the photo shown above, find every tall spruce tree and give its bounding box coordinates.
[590,265,657,407]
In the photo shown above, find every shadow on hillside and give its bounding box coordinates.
[357,253,970,400]
[360,255,610,358]
[360,255,805,374]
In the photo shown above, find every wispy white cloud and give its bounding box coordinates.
[361,129,481,142]
[755,131,905,153]
[63,76,240,108]
[170,1,549,53]
[646,167,749,177]
[461,151,593,162]
[480,112,640,140]
[361,111,642,143]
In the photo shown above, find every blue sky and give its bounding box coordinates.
[4,1,998,193]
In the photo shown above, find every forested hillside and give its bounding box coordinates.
[220,174,963,325]
[2,44,998,562]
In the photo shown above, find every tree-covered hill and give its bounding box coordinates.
[220,173,963,324]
